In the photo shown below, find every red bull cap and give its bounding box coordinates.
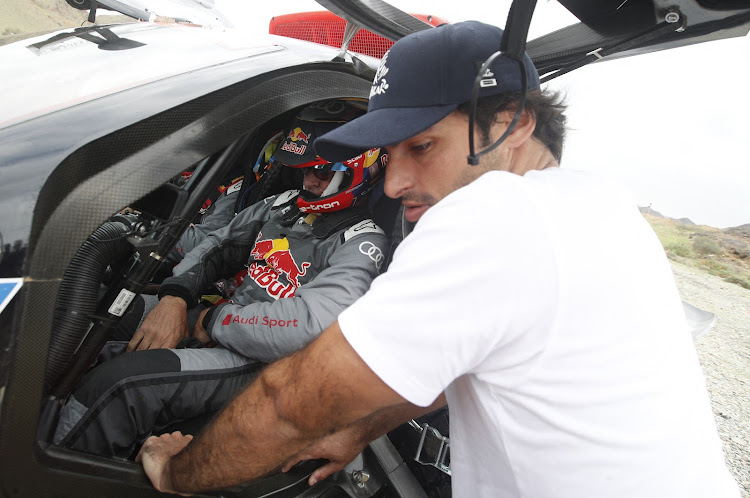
[272,102,365,166]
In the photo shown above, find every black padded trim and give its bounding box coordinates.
[312,207,370,238]
[279,203,303,227]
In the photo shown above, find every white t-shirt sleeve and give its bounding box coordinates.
[338,172,557,406]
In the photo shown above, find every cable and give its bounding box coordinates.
[466,0,536,165]
[467,55,528,165]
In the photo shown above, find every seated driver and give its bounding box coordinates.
[53,100,389,458]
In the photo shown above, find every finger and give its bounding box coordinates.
[127,329,145,352]
[179,434,194,450]
[309,462,344,486]
[136,335,154,351]
[150,337,167,351]
[157,335,179,350]
[282,454,309,473]
[169,431,194,449]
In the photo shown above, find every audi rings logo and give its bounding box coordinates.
[308,100,348,115]
[359,241,384,270]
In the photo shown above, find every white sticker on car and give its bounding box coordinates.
[108,289,136,317]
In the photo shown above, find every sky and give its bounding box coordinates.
[216,0,750,228]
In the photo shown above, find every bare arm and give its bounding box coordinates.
[139,320,425,494]
[282,395,447,486]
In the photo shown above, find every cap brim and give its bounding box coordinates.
[314,104,458,162]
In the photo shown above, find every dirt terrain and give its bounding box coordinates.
[672,261,750,496]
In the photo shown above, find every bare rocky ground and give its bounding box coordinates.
[672,261,750,496]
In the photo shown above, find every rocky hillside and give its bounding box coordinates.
[641,209,750,290]
[726,224,750,238]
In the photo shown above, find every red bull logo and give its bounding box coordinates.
[249,236,311,298]
[280,141,306,156]
[287,127,310,143]
[250,238,274,261]
[279,127,310,156]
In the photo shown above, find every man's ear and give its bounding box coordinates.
[493,108,536,148]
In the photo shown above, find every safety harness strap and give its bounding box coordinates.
[312,207,371,238]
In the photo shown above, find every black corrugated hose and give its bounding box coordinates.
[44,221,133,393]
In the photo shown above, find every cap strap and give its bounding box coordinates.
[467,55,528,165]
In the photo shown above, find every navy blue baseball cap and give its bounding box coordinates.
[314,20,540,161]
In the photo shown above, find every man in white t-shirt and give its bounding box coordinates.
[137,21,740,497]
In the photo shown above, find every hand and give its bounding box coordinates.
[136,431,194,495]
[128,296,189,351]
[192,308,213,345]
[282,424,368,486]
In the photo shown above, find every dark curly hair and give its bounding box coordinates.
[457,89,567,163]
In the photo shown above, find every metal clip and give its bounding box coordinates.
[410,421,451,475]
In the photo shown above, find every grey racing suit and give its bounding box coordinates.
[54,190,389,457]
[168,175,244,263]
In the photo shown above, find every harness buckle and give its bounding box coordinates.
[409,420,451,475]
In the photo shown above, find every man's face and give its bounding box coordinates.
[302,167,335,197]
[383,111,493,223]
